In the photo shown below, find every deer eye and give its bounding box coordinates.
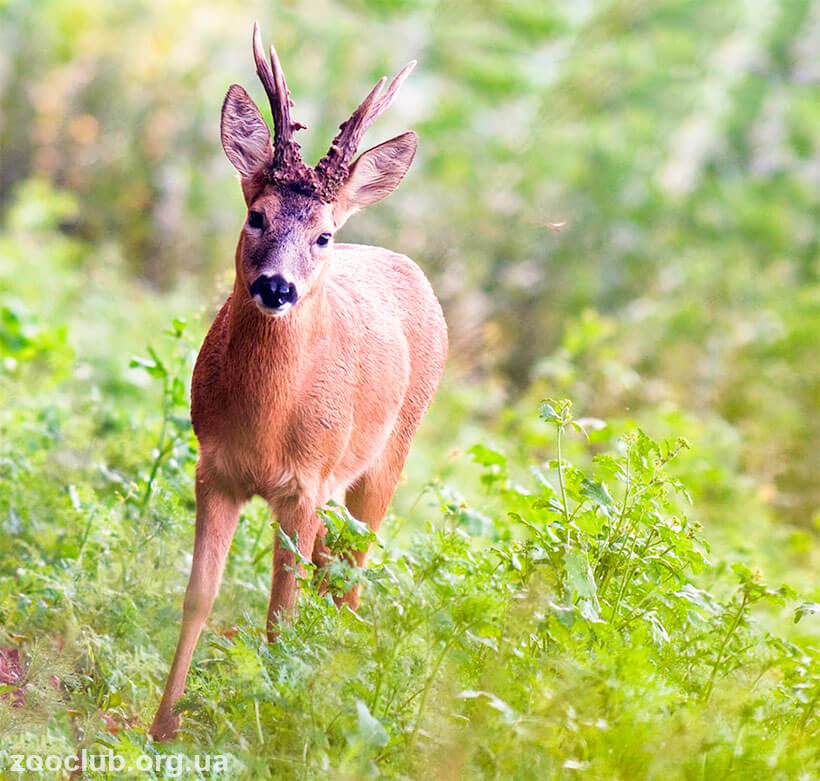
[248,210,265,230]
[316,232,332,247]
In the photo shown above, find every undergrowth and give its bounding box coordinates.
[0,320,817,778]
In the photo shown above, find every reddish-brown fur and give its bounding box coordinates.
[149,26,446,741]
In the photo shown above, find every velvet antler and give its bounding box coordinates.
[251,23,414,201]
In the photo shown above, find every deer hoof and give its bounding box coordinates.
[149,714,180,742]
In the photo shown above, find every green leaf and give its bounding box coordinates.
[318,502,377,555]
[147,347,166,371]
[593,454,627,482]
[129,355,166,378]
[564,549,601,621]
[276,528,312,568]
[539,399,562,422]
[633,429,660,462]
[565,549,597,600]
[646,611,670,645]
[165,317,187,337]
[580,478,615,511]
[533,496,565,515]
[468,443,507,467]
[354,700,389,748]
[794,602,820,624]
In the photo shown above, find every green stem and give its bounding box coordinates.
[139,380,171,515]
[703,592,749,702]
[75,510,96,568]
[798,688,818,733]
[613,447,632,540]
[616,565,678,630]
[607,529,647,620]
[597,446,632,595]
[254,698,264,744]
[408,622,476,750]
[555,423,571,529]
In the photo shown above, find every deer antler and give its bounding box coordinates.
[252,21,307,174]
[250,23,414,200]
[314,60,416,195]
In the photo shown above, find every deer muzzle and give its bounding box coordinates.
[250,274,298,314]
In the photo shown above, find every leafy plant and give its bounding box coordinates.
[128,318,196,518]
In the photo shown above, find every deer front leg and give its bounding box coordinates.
[267,496,321,641]
[149,478,240,741]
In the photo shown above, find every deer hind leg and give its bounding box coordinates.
[267,496,321,642]
[340,441,411,610]
[150,476,241,741]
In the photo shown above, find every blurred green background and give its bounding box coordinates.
[3,0,817,532]
[1,0,819,772]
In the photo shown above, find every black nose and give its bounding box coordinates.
[249,274,298,310]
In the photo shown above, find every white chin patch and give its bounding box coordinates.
[252,294,292,317]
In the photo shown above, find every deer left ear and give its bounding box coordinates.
[221,84,273,179]
[333,131,417,228]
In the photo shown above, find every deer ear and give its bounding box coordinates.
[220,84,273,178]
[333,131,417,227]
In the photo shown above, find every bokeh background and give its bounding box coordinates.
[0,0,818,769]
[3,0,817,549]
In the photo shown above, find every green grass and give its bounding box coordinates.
[1,318,818,776]
[0,179,818,778]
[0,129,816,781]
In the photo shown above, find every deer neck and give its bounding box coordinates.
[225,274,329,408]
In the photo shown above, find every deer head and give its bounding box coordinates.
[220,22,418,316]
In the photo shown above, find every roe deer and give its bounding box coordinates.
[149,23,447,741]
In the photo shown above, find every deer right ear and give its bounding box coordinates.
[220,84,273,178]
[332,131,418,229]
